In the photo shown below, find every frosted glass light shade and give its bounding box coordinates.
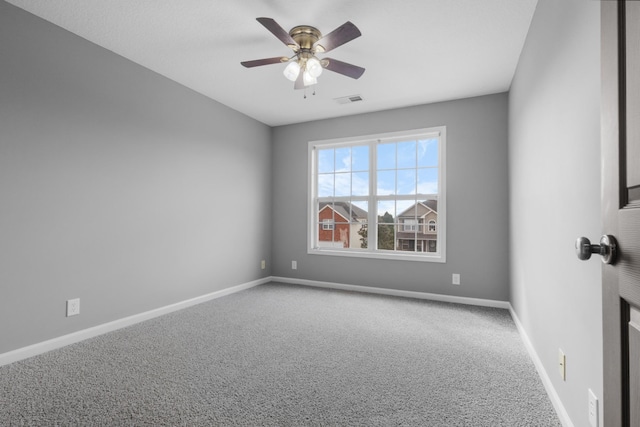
[306,57,323,78]
[283,61,301,81]
[303,71,317,86]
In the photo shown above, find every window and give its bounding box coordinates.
[403,219,418,232]
[308,127,446,262]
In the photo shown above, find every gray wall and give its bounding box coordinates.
[0,1,272,354]
[509,0,602,426]
[272,93,510,301]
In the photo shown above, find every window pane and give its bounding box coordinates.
[398,238,416,252]
[377,170,395,195]
[377,223,395,250]
[317,174,334,197]
[397,140,417,169]
[334,172,351,197]
[334,208,349,224]
[318,203,336,247]
[319,203,336,221]
[352,145,369,171]
[351,200,369,213]
[335,147,351,172]
[377,200,395,251]
[396,199,416,218]
[351,201,368,249]
[396,199,417,252]
[397,169,416,195]
[417,168,438,195]
[417,139,438,167]
[352,171,369,196]
[318,149,334,173]
[377,142,396,170]
[378,200,396,219]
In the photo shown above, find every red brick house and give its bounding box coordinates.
[318,202,368,248]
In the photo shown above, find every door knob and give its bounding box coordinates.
[575,235,617,264]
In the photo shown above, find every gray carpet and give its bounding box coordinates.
[0,282,561,426]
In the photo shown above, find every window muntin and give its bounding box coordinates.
[309,127,446,262]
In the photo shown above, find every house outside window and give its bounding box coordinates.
[318,202,367,248]
[308,127,446,262]
[396,200,438,253]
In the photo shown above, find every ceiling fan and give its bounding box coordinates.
[241,18,365,90]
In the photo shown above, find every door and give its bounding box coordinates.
[601,2,640,426]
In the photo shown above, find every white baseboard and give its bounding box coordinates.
[271,276,510,309]
[508,305,574,427]
[0,277,270,367]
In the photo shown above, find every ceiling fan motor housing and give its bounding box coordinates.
[289,26,322,52]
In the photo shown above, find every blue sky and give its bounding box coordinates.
[317,138,439,200]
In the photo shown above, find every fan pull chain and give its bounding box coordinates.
[302,85,317,99]
[303,86,317,99]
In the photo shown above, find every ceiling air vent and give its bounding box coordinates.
[334,95,363,105]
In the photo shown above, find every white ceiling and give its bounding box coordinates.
[6,0,538,127]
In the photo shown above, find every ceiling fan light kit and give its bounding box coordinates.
[241,18,365,92]
[306,57,323,78]
[283,61,301,81]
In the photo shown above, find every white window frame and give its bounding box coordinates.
[322,219,334,230]
[307,127,446,263]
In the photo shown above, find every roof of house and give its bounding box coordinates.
[319,202,368,221]
[397,200,438,218]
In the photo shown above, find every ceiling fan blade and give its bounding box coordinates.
[323,58,365,79]
[241,57,288,68]
[256,17,299,50]
[294,71,305,90]
[313,21,361,53]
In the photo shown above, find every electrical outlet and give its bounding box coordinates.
[558,349,566,381]
[66,298,80,317]
[452,273,461,285]
[292,260,297,270]
[588,389,599,427]
[261,260,266,270]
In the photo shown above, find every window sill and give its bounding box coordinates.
[308,247,446,263]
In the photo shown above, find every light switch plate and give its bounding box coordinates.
[558,349,566,380]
